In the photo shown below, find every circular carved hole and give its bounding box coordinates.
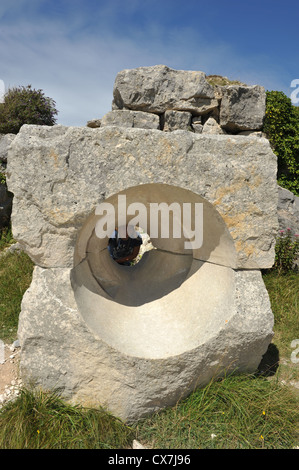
[108,225,156,266]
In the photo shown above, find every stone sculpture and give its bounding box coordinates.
[6,65,278,422]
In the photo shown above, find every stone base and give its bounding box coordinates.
[18,265,273,423]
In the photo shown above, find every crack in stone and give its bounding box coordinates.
[80,245,235,270]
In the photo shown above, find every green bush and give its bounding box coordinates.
[0,85,58,134]
[263,91,299,195]
[272,228,299,275]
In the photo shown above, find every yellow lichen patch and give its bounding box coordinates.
[213,200,263,261]
[49,149,60,168]
[120,151,136,162]
[219,202,263,230]
[156,138,181,164]
[47,207,75,225]
[212,165,263,208]
[235,240,257,258]
[247,202,264,217]
[212,180,246,207]
[220,209,246,226]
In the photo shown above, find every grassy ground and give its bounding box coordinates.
[135,372,298,449]
[263,271,299,357]
[0,388,134,449]
[0,234,298,449]
[0,249,34,343]
[0,226,14,251]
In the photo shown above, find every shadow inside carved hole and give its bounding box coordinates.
[108,226,156,266]
[71,183,237,307]
[85,237,194,306]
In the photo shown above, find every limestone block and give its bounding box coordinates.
[86,119,101,128]
[7,123,277,423]
[101,109,160,129]
[162,110,192,131]
[112,65,219,115]
[238,131,265,137]
[277,185,299,236]
[220,85,266,132]
[18,265,273,423]
[192,116,203,133]
[7,124,278,269]
[202,117,226,134]
[0,134,16,163]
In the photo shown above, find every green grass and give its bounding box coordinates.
[206,75,245,87]
[135,373,299,449]
[0,226,15,251]
[263,271,299,357]
[0,250,34,342]
[0,388,134,449]
[0,372,297,449]
[0,242,298,449]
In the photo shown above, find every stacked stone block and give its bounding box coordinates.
[87,65,266,135]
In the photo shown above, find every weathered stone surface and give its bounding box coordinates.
[112,65,219,115]
[202,117,226,134]
[8,122,277,423]
[277,185,299,236]
[86,119,101,128]
[220,85,266,132]
[191,116,203,133]
[238,130,265,137]
[162,110,192,131]
[7,124,278,269]
[0,134,15,163]
[101,109,160,129]
[110,66,267,135]
[18,265,273,422]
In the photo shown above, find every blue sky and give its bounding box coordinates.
[0,0,298,126]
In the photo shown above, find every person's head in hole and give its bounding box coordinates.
[108,226,142,265]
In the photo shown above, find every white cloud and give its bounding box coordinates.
[0,4,292,126]
[0,19,122,125]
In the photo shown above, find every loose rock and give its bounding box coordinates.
[162,110,192,131]
[112,64,219,115]
[219,85,266,132]
[101,109,160,130]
